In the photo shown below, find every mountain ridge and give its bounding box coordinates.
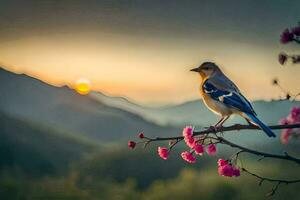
[0,67,178,142]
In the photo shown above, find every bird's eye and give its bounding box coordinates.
[204,67,209,70]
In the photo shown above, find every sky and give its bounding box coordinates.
[0,0,299,105]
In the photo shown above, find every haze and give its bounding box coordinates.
[0,0,299,104]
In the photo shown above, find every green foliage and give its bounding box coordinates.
[0,112,95,176]
[76,147,207,189]
[2,162,299,200]
[0,111,299,199]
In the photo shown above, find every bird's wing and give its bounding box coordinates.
[209,75,240,92]
[203,79,256,115]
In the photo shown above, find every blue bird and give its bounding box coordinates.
[190,62,276,137]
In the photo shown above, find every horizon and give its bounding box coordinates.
[0,65,295,108]
[0,1,300,104]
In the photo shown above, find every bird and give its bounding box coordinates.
[190,62,276,137]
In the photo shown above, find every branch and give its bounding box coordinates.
[148,123,300,141]
[145,123,300,165]
[218,137,300,164]
[241,167,300,196]
[242,167,300,184]
[132,123,300,195]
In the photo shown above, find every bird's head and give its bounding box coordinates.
[190,62,221,78]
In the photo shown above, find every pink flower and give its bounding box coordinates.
[217,159,228,167]
[206,144,217,156]
[138,132,144,139]
[278,53,288,65]
[128,141,136,149]
[183,126,193,138]
[218,162,240,177]
[232,168,241,177]
[279,106,300,144]
[290,106,300,123]
[158,147,169,160]
[280,129,292,144]
[184,137,195,148]
[218,164,233,177]
[183,126,195,148]
[193,143,204,155]
[181,151,196,163]
[280,28,294,44]
[280,118,290,125]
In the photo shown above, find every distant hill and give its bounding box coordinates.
[0,67,177,142]
[90,87,300,147]
[1,66,298,146]
[89,91,165,124]
[90,91,299,127]
[0,112,95,176]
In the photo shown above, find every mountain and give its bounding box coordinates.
[90,88,300,146]
[157,99,299,126]
[90,91,299,127]
[0,67,177,142]
[90,91,218,126]
[89,91,167,124]
[0,111,95,176]
[1,66,298,145]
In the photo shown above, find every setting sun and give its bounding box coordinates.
[75,78,91,95]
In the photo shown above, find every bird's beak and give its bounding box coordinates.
[190,67,200,72]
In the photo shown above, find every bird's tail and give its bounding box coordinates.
[246,113,276,137]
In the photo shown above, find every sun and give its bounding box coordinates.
[75,78,91,95]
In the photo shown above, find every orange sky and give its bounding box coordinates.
[0,1,299,105]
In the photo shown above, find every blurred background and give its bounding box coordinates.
[0,1,299,199]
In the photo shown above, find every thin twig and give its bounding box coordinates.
[241,167,300,196]
[169,138,183,151]
[218,137,300,165]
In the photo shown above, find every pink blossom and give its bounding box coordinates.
[184,137,195,148]
[217,159,228,167]
[183,126,195,148]
[206,144,217,156]
[218,164,233,177]
[182,126,194,138]
[193,143,204,155]
[217,161,241,177]
[280,129,292,144]
[279,106,300,144]
[280,118,290,125]
[128,141,136,149]
[138,132,144,139]
[181,151,196,163]
[290,106,300,123]
[158,147,169,160]
[280,28,294,44]
[232,168,241,177]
